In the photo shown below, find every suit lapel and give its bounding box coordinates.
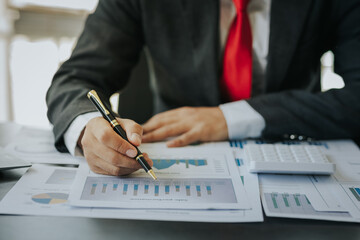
[266,0,313,92]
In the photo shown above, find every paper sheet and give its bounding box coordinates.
[258,139,360,222]
[69,148,250,210]
[259,174,359,222]
[3,136,359,222]
[5,126,81,164]
[0,163,263,222]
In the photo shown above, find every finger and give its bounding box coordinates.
[91,118,138,158]
[143,107,194,133]
[91,163,137,176]
[142,152,154,167]
[84,132,142,169]
[94,145,143,169]
[88,164,113,176]
[142,123,186,143]
[85,152,121,176]
[119,118,143,146]
[143,115,178,133]
[93,155,140,176]
[166,129,200,147]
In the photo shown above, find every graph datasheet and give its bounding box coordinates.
[69,148,250,210]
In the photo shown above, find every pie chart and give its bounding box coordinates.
[31,193,68,204]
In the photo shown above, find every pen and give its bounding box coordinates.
[87,90,157,180]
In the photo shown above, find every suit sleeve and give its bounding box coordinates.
[247,0,360,141]
[46,0,143,152]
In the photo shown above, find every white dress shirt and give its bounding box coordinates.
[64,0,271,156]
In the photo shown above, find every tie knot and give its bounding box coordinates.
[233,0,250,12]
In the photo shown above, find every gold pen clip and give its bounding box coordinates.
[87,90,110,115]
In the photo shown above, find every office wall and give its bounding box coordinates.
[10,10,86,128]
[0,0,16,122]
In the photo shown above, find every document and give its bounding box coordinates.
[6,136,359,222]
[0,163,263,222]
[69,148,250,210]
[258,139,360,222]
[5,126,81,164]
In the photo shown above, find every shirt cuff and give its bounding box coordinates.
[219,100,265,139]
[64,112,102,156]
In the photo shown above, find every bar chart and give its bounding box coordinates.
[349,187,360,201]
[149,156,228,175]
[229,139,330,149]
[343,185,360,210]
[80,176,237,204]
[152,159,207,170]
[45,169,76,185]
[263,192,351,217]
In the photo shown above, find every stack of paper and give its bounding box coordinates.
[0,126,263,222]
[258,140,360,222]
[1,126,360,223]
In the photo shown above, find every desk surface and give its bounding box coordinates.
[1,168,360,240]
[1,123,360,240]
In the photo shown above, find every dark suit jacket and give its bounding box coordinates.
[46,0,360,152]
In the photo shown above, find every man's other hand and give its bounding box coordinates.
[142,107,228,147]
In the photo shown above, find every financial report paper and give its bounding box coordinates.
[5,126,81,164]
[69,148,250,210]
[0,162,262,222]
[257,140,360,222]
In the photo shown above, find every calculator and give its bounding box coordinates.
[244,144,335,175]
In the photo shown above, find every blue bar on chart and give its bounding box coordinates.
[133,184,139,196]
[152,159,208,170]
[186,185,191,196]
[90,183,97,195]
[81,177,239,204]
[123,184,128,195]
[165,185,170,194]
[102,184,107,193]
[255,140,265,144]
[229,140,244,149]
[294,194,301,206]
[281,141,301,145]
[271,193,278,209]
[264,192,352,218]
[349,187,360,201]
[235,158,243,166]
[206,185,212,195]
[282,193,290,207]
[155,185,159,196]
[196,185,201,197]
[307,141,329,149]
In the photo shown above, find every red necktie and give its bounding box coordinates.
[221,0,252,102]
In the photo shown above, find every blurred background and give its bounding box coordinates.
[0,0,345,129]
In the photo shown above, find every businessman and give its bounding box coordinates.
[46,0,360,176]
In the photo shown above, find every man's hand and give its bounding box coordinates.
[79,117,153,176]
[142,107,228,147]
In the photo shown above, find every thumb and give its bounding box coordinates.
[118,118,143,146]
